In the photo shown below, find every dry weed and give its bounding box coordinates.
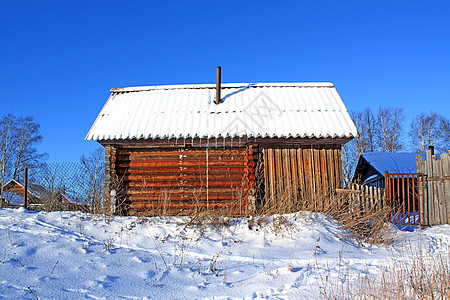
[318,246,449,299]
[256,186,393,245]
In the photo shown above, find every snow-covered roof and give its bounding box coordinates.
[2,179,41,200]
[362,152,426,174]
[86,82,358,141]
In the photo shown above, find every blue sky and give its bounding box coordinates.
[1,1,449,162]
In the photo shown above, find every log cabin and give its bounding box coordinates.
[86,79,357,215]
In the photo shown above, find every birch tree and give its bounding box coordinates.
[377,107,404,152]
[342,141,358,185]
[0,114,46,208]
[351,111,366,155]
[346,107,405,185]
[79,148,104,213]
[352,108,379,155]
[409,112,450,153]
[345,108,379,185]
[0,114,16,208]
[12,116,46,179]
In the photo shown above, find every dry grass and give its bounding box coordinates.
[124,180,394,245]
[114,161,391,246]
[82,172,449,299]
[163,185,393,249]
[318,246,449,300]
[112,166,392,245]
[256,186,393,245]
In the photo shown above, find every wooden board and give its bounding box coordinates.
[261,145,342,211]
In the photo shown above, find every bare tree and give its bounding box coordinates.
[342,141,359,185]
[409,112,450,153]
[0,114,16,208]
[79,148,105,213]
[12,116,46,179]
[377,107,404,152]
[0,114,46,208]
[346,108,379,186]
[351,108,378,155]
[351,111,365,155]
[362,108,378,152]
[346,107,404,185]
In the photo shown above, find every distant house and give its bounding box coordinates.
[1,179,89,212]
[352,152,433,188]
[86,82,357,215]
[1,179,41,206]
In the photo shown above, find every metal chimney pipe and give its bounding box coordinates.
[216,66,221,105]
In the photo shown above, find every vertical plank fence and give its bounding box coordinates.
[340,150,449,227]
[416,149,450,226]
[336,183,384,213]
[385,172,423,226]
[262,145,342,212]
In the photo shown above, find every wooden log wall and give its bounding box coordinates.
[113,146,254,215]
[262,145,342,210]
[103,139,345,216]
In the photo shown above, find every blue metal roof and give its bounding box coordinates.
[362,152,425,174]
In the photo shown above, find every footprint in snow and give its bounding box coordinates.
[102,275,120,282]
[146,270,156,279]
[289,266,303,272]
[296,272,305,284]
[197,281,210,289]
[95,275,119,289]
[26,248,37,256]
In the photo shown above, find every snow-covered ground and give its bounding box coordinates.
[0,208,448,299]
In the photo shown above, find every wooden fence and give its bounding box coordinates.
[338,150,449,227]
[416,149,450,226]
[336,183,384,213]
[384,172,423,226]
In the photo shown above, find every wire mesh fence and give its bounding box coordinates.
[2,161,104,212]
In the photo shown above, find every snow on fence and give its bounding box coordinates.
[416,149,450,226]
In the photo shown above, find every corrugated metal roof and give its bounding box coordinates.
[86,82,358,141]
[362,152,439,174]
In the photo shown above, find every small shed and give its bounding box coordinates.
[86,82,357,215]
[352,152,431,188]
[2,179,41,206]
[1,179,89,211]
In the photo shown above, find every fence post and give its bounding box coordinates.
[416,150,450,226]
[426,149,436,225]
[384,171,389,206]
[23,168,28,210]
[441,151,450,224]
[416,155,427,226]
[434,154,446,224]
